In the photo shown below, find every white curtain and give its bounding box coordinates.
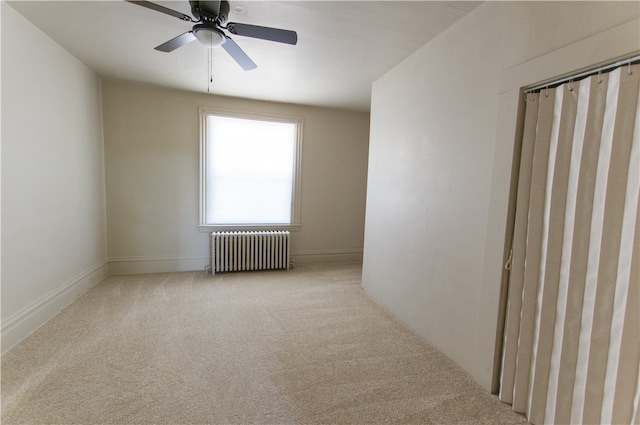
[499,63,640,424]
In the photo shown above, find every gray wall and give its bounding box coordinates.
[102,80,370,273]
[363,1,639,391]
[1,3,109,353]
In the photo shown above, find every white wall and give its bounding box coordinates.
[1,3,108,353]
[363,1,639,391]
[102,80,369,273]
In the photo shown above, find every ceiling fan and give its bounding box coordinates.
[126,0,298,71]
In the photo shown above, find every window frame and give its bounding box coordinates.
[198,107,303,232]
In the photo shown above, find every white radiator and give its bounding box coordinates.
[210,231,290,274]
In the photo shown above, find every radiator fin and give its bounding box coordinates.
[210,231,290,274]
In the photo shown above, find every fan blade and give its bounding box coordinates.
[226,23,297,45]
[222,37,257,71]
[155,31,197,52]
[126,1,194,22]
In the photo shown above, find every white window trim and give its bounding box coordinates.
[198,107,303,232]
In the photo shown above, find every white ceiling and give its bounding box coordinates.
[8,1,480,111]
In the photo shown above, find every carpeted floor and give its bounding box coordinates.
[2,263,528,424]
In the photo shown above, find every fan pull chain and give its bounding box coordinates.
[207,48,212,92]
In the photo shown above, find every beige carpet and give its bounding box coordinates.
[2,263,527,424]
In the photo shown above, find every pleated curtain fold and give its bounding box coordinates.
[499,64,640,424]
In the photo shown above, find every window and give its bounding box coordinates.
[199,108,302,229]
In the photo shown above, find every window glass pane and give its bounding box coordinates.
[204,115,296,224]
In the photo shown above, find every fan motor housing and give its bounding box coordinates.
[190,1,229,24]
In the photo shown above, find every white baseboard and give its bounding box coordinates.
[292,249,363,265]
[109,251,362,272]
[108,256,210,275]
[1,260,110,355]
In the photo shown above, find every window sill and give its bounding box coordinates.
[198,224,301,233]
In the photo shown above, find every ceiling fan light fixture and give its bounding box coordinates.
[128,0,297,70]
[193,24,226,48]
